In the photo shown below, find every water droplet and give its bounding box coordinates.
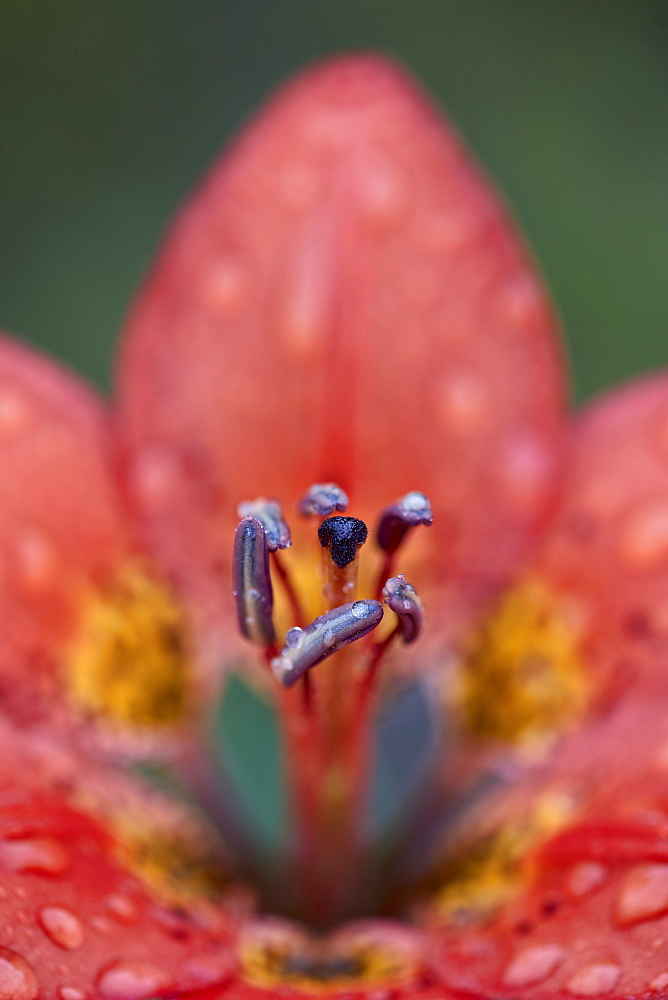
[438,368,489,433]
[496,274,543,327]
[495,431,554,512]
[567,861,608,899]
[502,943,564,987]
[619,497,668,571]
[128,446,181,514]
[616,863,668,926]
[103,893,138,924]
[13,529,57,592]
[0,946,38,1000]
[356,153,408,230]
[0,837,68,875]
[184,951,235,987]
[58,989,87,1000]
[0,385,32,440]
[199,255,249,311]
[565,963,622,996]
[38,905,84,950]
[323,628,335,645]
[96,960,171,999]
[650,971,668,992]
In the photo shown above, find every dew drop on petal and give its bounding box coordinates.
[103,893,138,924]
[0,837,69,875]
[618,497,668,571]
[567,861,608,899]
[38,906,84,950]
[58,989,87,1000]
[0,385,33,440]
[199,255,249,311]
[13,529,57,592]
[502,943,564,987]
[565,963,622,996]
[0,946,38,1000]
[615,863,668,926]
[96,960,171,999]
[355,153,408,230]
[183,952,236,987]
[437,367,490,433]
[650,971,668,992]
[127,446,181,514]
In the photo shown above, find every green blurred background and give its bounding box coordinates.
[1,1,666,403]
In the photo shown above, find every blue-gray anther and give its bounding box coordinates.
[271,599,384,688]
[233,516,275,646]
[297,482,349,518]
[376,491,433,555]
[237,497,291,552]
[382,575,424,644]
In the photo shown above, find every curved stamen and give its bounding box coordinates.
[271,599,383,688]
[298,483,349,518]
[237,497,291,552]
[382,575,424,645]
[376,491,433,555]
[233,516,275,647]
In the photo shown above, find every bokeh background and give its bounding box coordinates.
[1,1,667,402]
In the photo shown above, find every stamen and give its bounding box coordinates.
[382,575,424,644]
[271,599,383,688]
[318,516,369,609]
[298,483,349,518]
[237,497,291,551]
[376,491,433,555]
[233,516,275,647]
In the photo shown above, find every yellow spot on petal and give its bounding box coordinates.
[428,791,574,924]
[460,579,587,745]
[68,567,190,728]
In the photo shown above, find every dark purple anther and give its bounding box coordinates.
[382,575,424,644]
[376,492,433,555]
[233,516,275,646]
[318,516,368,569]
[271,599,384,688]
[298,482,349,518]
[237,497,291,552]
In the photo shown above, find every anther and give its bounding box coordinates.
[382,575,424,644]
[237,497,291,551]
[376,492,433,555]
[233,517,275,646]
[298,483,349,518]
[318,516,368,569]
[271,600,383,688]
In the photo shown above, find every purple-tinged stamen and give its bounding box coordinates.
[298,483,349,518]
[237,497,291,552]
[382,575,424,645]
[271,599,384,688]
[376,491,433,555]
[233,516,275,647]
[318,516,368,569]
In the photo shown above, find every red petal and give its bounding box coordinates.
[0,736,236,1000]
[0,333,129,721]
[116,54,566,632]
[534,373,668,693]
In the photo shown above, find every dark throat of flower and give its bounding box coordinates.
[232,486,430,924]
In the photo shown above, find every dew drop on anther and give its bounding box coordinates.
[0,946,38,1000]
[38,905,84,950]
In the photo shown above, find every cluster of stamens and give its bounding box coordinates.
[232,484,432,692]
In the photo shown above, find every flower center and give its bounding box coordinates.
[232,485,432,923]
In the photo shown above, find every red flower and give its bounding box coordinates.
[1,54,668,1000]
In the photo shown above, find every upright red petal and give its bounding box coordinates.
[534,374,668,694]
[116,54,566,636]
[0,333,129,720]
